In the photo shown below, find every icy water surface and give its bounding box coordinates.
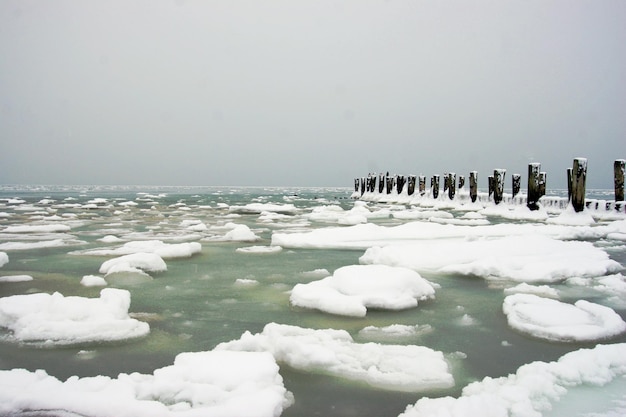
[1,185,625,417]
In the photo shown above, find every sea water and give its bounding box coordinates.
[0,185,625,417]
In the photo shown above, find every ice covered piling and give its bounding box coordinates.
[0,288,149,345]
[290,265,436,317]
[216,323,454,392]
[615,159,625,203]
[571,157,588,212]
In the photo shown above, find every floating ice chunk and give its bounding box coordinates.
[217,323,454,392]
[99,253,167,276]
[399,343,626,417]
[360,235,621,282]
[300,268,330,278]
[547,205,596,226]
[236,245,282,254]
[229,203,297,215]
[0,288,149,345]
[98,235,124,243]
[290,265,435,317]
[80,275,107,287]
[502,294,626,342]
[0,351,291,417]
[504,282,560,298]
[77,240,201,259]
[0,275,33,283]
[358,324,433,340]
[235,278,259,286]
[0,252,7,267]
[2,224,71,233]
[223,224,260,241]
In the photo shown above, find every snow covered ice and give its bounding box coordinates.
[290,264,436,317]
[0,185,625,417]
[0,288,149,345]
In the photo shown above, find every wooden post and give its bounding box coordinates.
[408,175,416,196]
[354,178,359,193]
[386,175,393,194]
[567,168,573,202]
[615,159,625,202]
[448,172,456,200]
[443,172,449,194]
[360,177,366,195]
[458,175,465,189]
[397,175,406,194]
[527,163,541,210]
[512,174,521,198]
[379,173,385,193]
[432,175,440,199]
[493,169,506,205]
[469,171,478,203]
[488,176,494,197]
[370,174,377,193]
[539,172,546,198]
[571,158,587,212]
[419,176,426,196]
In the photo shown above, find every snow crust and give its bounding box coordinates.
[0,289,149,345]
[359,235,621,282]
[216,322,454,392]
[0,351,291,417]
[399,343,626,417]
[290,265,435,317]
[502,294,626,342]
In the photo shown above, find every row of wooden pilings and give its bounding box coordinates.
[354,158,626,213]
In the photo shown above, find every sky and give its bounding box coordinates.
[1,0,625,188]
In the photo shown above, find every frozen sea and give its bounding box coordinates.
[0,185,625,417]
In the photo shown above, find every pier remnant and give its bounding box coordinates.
[469,171,478,203]
[386,175,394,194]
[493,169,506,205]
[512,174,521,198]
[360,177,366,195]
[419,176,426,196]
[397,175,406,194]
[527,163,541,210]
[615,159,625,202]
[431,175,440,199]
[354,178,359,193]
[458,175,465,189]
[408,175,416,196]
[539,172,547,198]
[567,168,573,201]
[571,158,587,212]
[488,175,494,197]
[448,173,456,200]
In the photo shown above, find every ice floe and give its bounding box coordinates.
[502,294,626,342]
[360,234,621,282]
[290,265,435,317]
[99,253,167,276]
[0,289,149,345]
[216,322,454,392]
[0,350,291,417]
[229,202,297,215]
[0,251,7,267]
[0,275,33,283]
[80,275,108,287]
[73,240,201,258]
[236,245,283,254]
[399,343,626,417]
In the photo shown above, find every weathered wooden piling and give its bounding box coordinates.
[458,175,465,189]
[379,173,385,193]
[469,171,478,203]
[370,175,377,193]
[397,175,406,194]
[527,163,541,210]
[354,178,359,193]
[360,177,366,195]
[443,172,449,194]
[386,175,394,194]
[571,158,587,212]
[448,172,456,200]
[408,175,416,196]
[431,175,440,198]
[493,169,506,204]
[488,175,494,197]
[567,168,573,201]
[512,174,521,198]
[539,172,546,198]
[419,175,426,196]
[615,159,625,202]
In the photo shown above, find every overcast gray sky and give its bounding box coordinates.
[1,0,625,188]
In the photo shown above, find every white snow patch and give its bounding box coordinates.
[0,288,149,345]
[80,275,108,287]
[216,323,454,392]
[99,253,167,276]
[503,293,626,342]
[290,265,435,317]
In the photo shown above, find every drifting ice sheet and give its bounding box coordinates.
[0,251,7,267]
[399,343,626,417]
[290,265,435,317]
[99,253,167,276]
[216,322,454,392]
[73,240,201,258]
[0,351,291,417]
[360,234,621,282]
[0,288,149,345]
[502,293,626,342]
